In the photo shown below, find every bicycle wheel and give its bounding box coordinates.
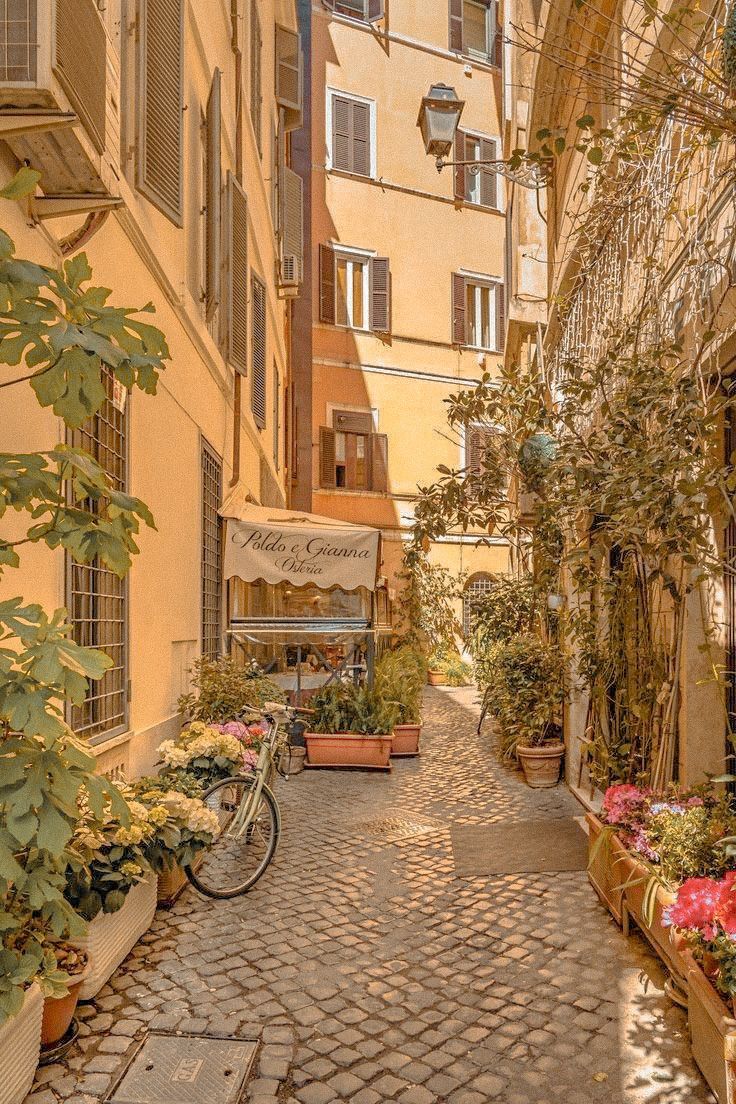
[185,775,280,898]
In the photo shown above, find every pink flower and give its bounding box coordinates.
[665,876,731,939]
[601,784,651,829]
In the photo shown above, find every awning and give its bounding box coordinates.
[219,488,381,592]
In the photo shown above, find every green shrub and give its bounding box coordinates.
[645,799,736,884]
[178,656,285,722]
[482,634,564,759]
[309,683,398,734]
[375,645,427,723]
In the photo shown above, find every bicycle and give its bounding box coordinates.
[185,701,313,899]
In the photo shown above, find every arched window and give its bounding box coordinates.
[463,572,494,638]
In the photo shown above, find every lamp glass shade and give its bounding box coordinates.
[417,84,464,160]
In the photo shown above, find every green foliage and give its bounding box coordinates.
[309,683,399,735]
[178,656,285,723]
[723,2,736,88]
[375,646,427,724]
[467,575,538,689]
[0,166,169,1019]
[397,551,463,653]
[482,635,565,759]
[645,801,736,885]
[131,779,220,872]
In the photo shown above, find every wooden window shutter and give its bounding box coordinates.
[54,0,106,154]
[319,244,336,324]
[479,137,498,208]
[205,69,222,323]
[319,427,337,488]
[226,172,248,375]
[273,364,280,469]
[367,0,385,21]
[495,282,506,351]
[352,101,371,176]
[467,426,484,473]
[281,165,304,276]
[370,433,388,492]
[250,0,263,155]
[137,0,184,226]
[251,276,267,427]
[370,257,391,333]
[449,0,464,52]
[332,95,352,173]
[452,273,467,345]
[454,131,467,200]
[492,0,502,67]
[334,410,373,434]
[275,25,302,112]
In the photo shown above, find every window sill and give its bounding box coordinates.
[318,486,388,498]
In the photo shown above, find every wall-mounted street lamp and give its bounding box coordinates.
[417,83,547,190]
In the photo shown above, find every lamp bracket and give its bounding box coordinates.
[436,156,547,190]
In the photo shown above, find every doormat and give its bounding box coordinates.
[106,1032,258,1104]
[450,816,588,876]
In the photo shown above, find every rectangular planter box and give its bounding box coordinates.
[684,946,736,1104]
[586,813,687,989]
[305,732,393,770]
[391,724,421,758]
[0,983,42,1104]
[74,875,157,999]
[157,854,204,908]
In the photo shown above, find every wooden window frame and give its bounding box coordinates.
[450,0,502,67]
[453,273,505,352]
[250,0,263,157]
[251,273,267,428]
[455,130,501,210]
[320,244,391,334]
[136,0,185,226]
[326,87,376,179]
[320,410,388,492]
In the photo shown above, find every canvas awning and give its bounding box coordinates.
[219,487,381,592]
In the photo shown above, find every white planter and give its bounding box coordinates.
[0,983,42,1104]
[74,876,157,999]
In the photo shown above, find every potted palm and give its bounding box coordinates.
[483,634,565,787]
[305,684,398,769]
[375,646,427,756]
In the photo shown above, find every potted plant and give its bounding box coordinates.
[66,798,157,999]
[132,778,222,906]
[39,943,88,1050]
[483,635,565,786]
[0,917,46,1104]
[375,646,427,756]
[158,721,249,789]
[178,656,285,723]
[305,684,397,769]
[427,645,451,686]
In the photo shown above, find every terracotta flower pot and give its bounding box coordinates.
[41,971,86,1047]
[391,724,421,757]
[305,733,393,770]
[427,670,445,687]
[517,741,564,787]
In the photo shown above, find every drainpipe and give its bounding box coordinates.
[230,0,243,487]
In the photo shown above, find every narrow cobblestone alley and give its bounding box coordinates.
[29,689,713,1104]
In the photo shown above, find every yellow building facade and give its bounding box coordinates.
[0,0,303,777]
[292,0,510,620]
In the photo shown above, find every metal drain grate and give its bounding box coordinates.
[353,810,445,841]
[107,1033,258,1104]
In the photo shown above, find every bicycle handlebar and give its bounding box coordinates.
[262,701,315,718]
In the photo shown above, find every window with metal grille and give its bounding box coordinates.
[463,573,494,638]
[67,369,128,741]
[0,0,37,82]
[201,440,223,662]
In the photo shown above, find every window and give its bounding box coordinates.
[322,0,385,22]
[205,69,222,324]
[136,0,184,225]
[226,172,248,374]
[251,274,267,428]
[328,91,373,177]
[201,441,223,662]
[454,132,499,209]
[273,363,281,470]
[449,0,501,66]
[452,272,505,351]
[250,0,262,156]
[319,245,391,333]
[466,424,495,473]
[463,573,494,637]
[67,368,128,741]
[319,411,388,492]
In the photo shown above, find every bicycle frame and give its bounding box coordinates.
[225,717,283,838]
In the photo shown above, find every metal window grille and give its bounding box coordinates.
[463,573,494,638]
[201,440,223,661]
[67,368,128,740]
[0,0,37,82]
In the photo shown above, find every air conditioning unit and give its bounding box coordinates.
[0,0,121,226]
[279,253,301,293]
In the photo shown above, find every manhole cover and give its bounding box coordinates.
[354,810,444,841]
[107,1033,258,1104]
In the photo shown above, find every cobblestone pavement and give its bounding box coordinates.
[29,687,713,1104]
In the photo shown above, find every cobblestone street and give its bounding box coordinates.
[29,688,713,1104]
